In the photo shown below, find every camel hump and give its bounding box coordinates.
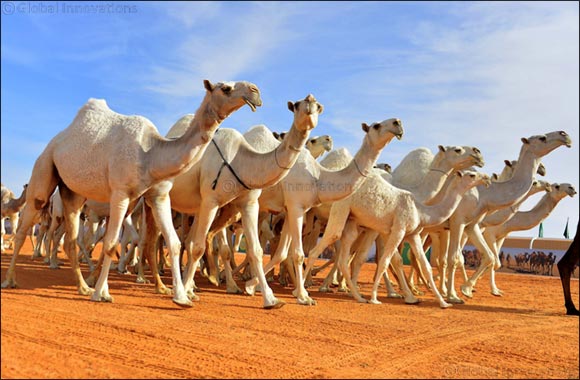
[243,124,280,153]
[166,114,195,139]
[319,147,353,170]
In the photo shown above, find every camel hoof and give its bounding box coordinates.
[447,296,465,304]
[337,286,349,293]
[49,263,61,270]
[245,280,258,296]
[297,297,317,306]
[404,298,421,305]
[173,298,193,308]
[356,297,369,304]
[387,292,403,299]
[186,290,200,301]
[565,308,580,316]
[155,286,172,295]
[369,299,382,305]
[264,299,286,310]
[90,294,114,303]
[208,275,220,287]
[460,284,473,298]
[1,279,17,289]
[135,276,150,284]
[318,286,330,293]
[227,287,244,295]
[491,289,503,297]
[78,286,95,296]
[440,301,452,309]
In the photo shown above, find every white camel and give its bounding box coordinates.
[1,184,28,252]
[1,80,262,308]
[240,119,404,305]
[140,94,323,309]
[483,183,576,268]
[306,168,491,308]
[305,135,333,159]
[443,131,572,303]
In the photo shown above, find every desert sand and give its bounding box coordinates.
[1,238,578,379]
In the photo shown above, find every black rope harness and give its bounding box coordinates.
[211,136,252,191]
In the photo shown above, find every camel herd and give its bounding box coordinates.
[1,80,578,315]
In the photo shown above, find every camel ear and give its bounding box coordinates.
[287,101,295,112]
[317,103,324,115]
[491,173,498,181]
[204,80,215,92]
[455,171,463,178]
[280,132,287,140]
[438,145,446,153]
[272,132,280,139]
[504,160,511,167]
[362,123,370,133]
[521,137,530,144]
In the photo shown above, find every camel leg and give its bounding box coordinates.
[182,202,220,301]
[284,206,315,305]
[304,204,351,279]
[407,234,451,308]
[55,185,93,296]
[214,228,242,294]
[557,230,579,316]
[350,229,379,288]
[240,199,284,309]
[137,203,167,292]
[370,229,418,305]
[333,220,368,303]
[245,220,291,293]
[1,204,43,289]
[483,231,504,296]
[461,224,495,298]
[446,220,466,304]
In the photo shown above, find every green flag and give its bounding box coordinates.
[564,218,570,239]
[538,222,544,238]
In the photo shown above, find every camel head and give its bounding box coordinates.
[531,179,552,194]
[537,162,546,176]
[520,131,572,158]
[374,163,392,173]
[455,170,492,189]
[306,135,333,154]
[203,80,263,118]
[499,159,546,182]
[287,94,323,133]
[435,145,485,172]
[361,118,404,149]
[551,183,577,200]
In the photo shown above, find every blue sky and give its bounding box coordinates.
[1,1,578,239]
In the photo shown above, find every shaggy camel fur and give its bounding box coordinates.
[1,80,262,308]
[1,184,28,252]
[141,94,322,309]
[557,219,580,316]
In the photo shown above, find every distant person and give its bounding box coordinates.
[557,220,579,316]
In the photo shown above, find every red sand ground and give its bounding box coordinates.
[1,239,579,379]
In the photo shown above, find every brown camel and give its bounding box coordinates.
[557,219,579,316]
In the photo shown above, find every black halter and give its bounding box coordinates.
[210,132,252,191]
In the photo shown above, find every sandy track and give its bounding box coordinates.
[1,240,578,379]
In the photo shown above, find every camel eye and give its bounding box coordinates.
[373,123,380,130]
[539,136,547,142]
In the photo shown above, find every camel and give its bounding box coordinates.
[557,219,580,316]
[242,118,405,305]
[482,183,576,270]
[1,184,28,252]
[140,94,323,309]
[442,131,572,303]
[1,80,262,308]
[305,135,333,159]
[305,169,491,307]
